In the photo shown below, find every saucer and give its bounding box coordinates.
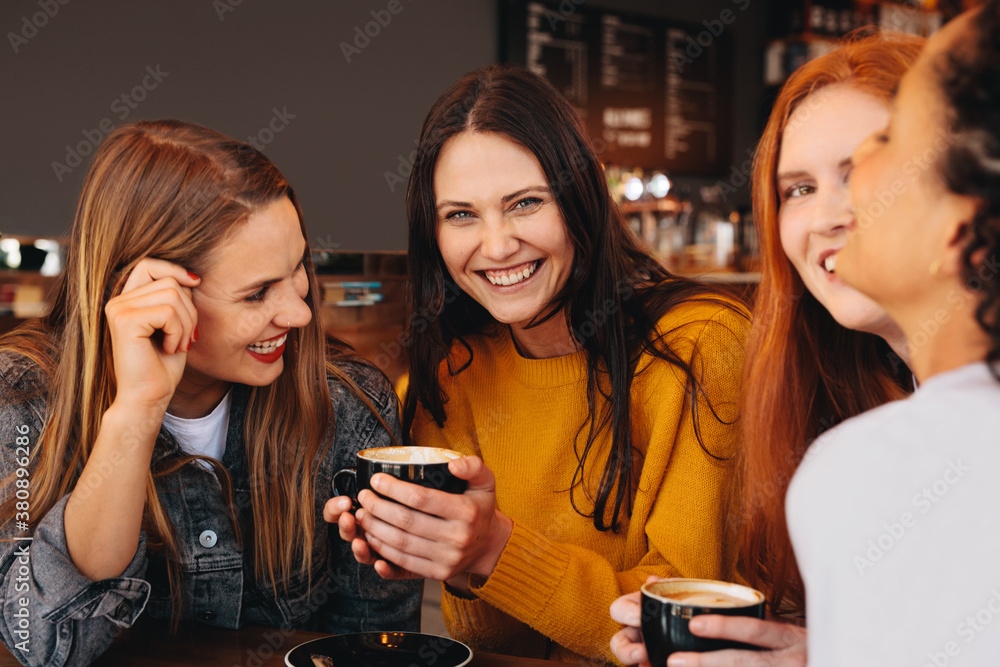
[285,631,472,667]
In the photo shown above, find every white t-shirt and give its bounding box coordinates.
[787,362,1000,666]
[162,390,232,466]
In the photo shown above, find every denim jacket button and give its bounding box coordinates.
[198,610,216,622]
[114,600,132,620]
[199,530,218,548]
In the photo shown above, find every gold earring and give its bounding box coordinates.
[929,259,942,277]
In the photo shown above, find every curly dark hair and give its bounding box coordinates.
[937,0,1000,377]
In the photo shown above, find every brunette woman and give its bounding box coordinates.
[329,65,750,663]
[0,121,420,666]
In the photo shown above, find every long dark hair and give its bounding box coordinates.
[937,0,1000,375]
[402,64,747,531]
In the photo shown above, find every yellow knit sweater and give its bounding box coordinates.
[411,299,750,664]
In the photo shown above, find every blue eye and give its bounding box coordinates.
[442,210,477,226]
[515,197,542,210]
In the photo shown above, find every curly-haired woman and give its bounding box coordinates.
[788,2,1000,662]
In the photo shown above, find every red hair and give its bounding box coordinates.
[739,31,925,615]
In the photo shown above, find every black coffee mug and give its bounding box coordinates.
[332,446,468,506]
[640,578,766,666]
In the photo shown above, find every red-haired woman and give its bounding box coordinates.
[610,30,924,666]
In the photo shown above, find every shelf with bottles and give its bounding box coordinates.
[0,241,408,324]
[763,1,946,86]
[607,167,760,282]
[310,251,410,383]
[312,250,406,318]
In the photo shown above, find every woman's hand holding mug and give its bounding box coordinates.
[325,453,512,584]
[609,581,807,667]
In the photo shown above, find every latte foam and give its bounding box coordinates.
[663,590,749,607]
[643,578,764,609]
[359,446,462,464]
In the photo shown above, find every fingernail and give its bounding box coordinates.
[689,617,706,632]
[667,656,685,667]
[187,271,200,281]
[193,325,199,342]
[339,497,352,510]
[370,474,382,490]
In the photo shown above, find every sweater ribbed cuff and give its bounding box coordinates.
[470,521,571,626]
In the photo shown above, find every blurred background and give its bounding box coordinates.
[0,0,965,638]
[0,0,960,382]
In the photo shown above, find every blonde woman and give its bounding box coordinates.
[0,120,419,666]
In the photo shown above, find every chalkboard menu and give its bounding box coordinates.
[500,1,733,175]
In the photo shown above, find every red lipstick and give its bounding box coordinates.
[247,341,285,363]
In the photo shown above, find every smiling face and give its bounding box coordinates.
[177,196,313,412]
[840,12,986,378]
[777,83,899,337]
[434,131,576,354]
[841,15,974,316]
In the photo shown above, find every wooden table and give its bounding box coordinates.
[0,620,562,666]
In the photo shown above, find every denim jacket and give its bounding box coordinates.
[0,351,421,666]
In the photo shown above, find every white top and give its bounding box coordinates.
[162,390,232,466]
[787,362,1000,666]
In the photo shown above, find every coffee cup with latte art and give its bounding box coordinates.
[640,578,766,665]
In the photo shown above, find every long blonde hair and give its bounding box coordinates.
[1,120,355,619]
